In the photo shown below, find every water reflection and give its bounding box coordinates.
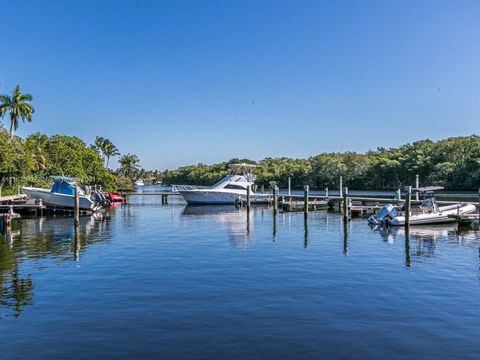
[0,213,112,318]
[182,205,262,248]
[372,224,480,265]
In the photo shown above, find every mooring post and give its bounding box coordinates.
[339,176,343,198]
[325,187,329,198]
[261,184,265,194]
[74,187,80,226]
[304,185,309,218]
[273,186,278,213]
[246,186,251,211]
[478,188,480,218]
[288,177,291,196]
[397,189,401,201]
[343,187,349,220]
[415,175,419,201]
[405,186,412,229]
[0,185,2,198]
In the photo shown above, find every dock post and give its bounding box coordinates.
[478,188,480,218]
[325,187,329,198]
[339,176,343,198]
[405,186,412,229]
[343,187,349,221]
[288,177,291,196]
[74,187,80,226]
[0,185,2,198]
[304,185,309,218]
[273,186,278,213]
[246,186,251,212]
[397,189,401,201]
[261,184,264,194]
[415,175,419,201]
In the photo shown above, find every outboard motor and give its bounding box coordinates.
[92,191,110,208]
[368,204,398,225]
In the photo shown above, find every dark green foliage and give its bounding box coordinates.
[161,136,480,191]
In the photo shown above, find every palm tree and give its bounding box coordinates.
[103,140,120,168]
[93,136,106,161]
[119,154,141,178]
[0,85,34,138]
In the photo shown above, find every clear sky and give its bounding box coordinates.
[1,0,479,170]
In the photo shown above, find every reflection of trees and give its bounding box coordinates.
[0,213,112,318]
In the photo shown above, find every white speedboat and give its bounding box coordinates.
[368,186,476,226]
[21,176,105,211]
[174,163,271,205]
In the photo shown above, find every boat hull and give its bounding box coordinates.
[389,203,476,226]
[21,187,98,211]
[178,190,270,205]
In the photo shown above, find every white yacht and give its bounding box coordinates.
[368,186,476,226]
[174,163,270,205]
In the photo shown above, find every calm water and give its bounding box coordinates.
[1,195,480,359]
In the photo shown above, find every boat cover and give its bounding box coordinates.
[51,181,76,195]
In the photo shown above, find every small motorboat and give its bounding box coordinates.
[108,192,125,203]
[368,186,476,226]
[21,176,107,211]
[174,163,271,205]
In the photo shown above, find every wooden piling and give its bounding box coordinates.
[343,187,349,221]
[273,186,278,213]
[415,175,420,201]
[246,186,251,211]
[261,184,264,194]
[304,185,309,218]
[339,176,343,198]
[325,187,329,198]
[74,187,80,226]
[288,177,291,196]
[397,189,401,201]
[405,186,412,228]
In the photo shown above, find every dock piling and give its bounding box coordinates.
[74,187,80,226]
[325,187,329,198]
[343,187,349,221]
[339,176,343,198]
[405,186,412,228]
[246,186,251,211]
[415,175,420,201]
[288,177,291,196]
[304,185,309,218]
[273,186,278,213]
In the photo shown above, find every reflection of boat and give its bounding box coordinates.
[182,205,256,247]
[21,176,105,211]
[373,224,457,244]
[174,163,270,205]
[368,186,476,226]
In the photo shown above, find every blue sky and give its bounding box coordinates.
[1,0,479,169]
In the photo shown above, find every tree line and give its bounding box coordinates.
[0,84,143,193]
[161,136,480,191]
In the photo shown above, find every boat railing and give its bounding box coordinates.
[172,185,210,191]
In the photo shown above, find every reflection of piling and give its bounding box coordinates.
[304,215,308,248]
[74,187,80,226]
[74,224,80,261]
[405,186,412,229]
[304,185,309,218]
[343,219,348,256]
[405,230,411,267]
[273,207,277,239]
